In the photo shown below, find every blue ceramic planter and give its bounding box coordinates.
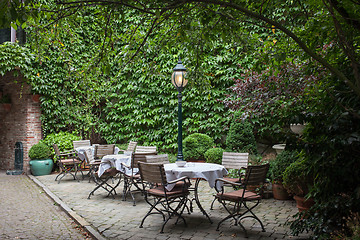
[29,159,54,176]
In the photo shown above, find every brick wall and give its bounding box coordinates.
[0,71,42,174]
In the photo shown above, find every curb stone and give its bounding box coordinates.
[28,174,106,240]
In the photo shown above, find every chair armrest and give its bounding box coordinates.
[168,176,189,184]
[216,178,244,187]
[120,162,130,169]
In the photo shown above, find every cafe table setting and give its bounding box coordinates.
[164,162,228,223]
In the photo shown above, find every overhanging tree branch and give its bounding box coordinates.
[191,0,360,98]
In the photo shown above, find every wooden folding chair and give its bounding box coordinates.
[119,141,138,154]
[210,152,249,209]
[84,148,102,183]
[138,162,191,233]
[121,151,157,205]
[73,140,91,149]
[94,144,115,160]
[135,145,157,153]
[53,144,83,183]
[87,167,121,199]
[145,154,169,164]
[214,164,269,237]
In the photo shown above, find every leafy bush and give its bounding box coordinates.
[283,152,312,197]
[268,150,298,183]
[183,133,214,161]
[204,147,224,164]
[28,142,51,160]
[226,117,258,154]
[42,131,81,153]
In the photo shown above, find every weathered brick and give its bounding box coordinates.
[0,72,42,173]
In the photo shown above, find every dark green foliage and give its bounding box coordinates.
[183,133,214,161]
[42,131,81,153]
[226,118,258,154]
[0,94,11,103]
[282,152,311,196]
[28,142,51,160]
[268,150,298,183]
[204,147,224,164]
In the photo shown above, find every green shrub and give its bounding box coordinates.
[205,147,224,164]
[268,150,298,183]
[183,133,214,161]
[283,152,312,197]
[42,131,81,153]
[226,118,258,154]
[28,142,51,160]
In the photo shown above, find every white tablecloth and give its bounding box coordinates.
[98,154,132,177]
[75,145,120,161]
[164,162,228,191]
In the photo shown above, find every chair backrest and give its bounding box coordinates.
[145,154,169,164]
[73,140,91,149]
[84,148,95,164]
[243,164,269,187]
[53,144,60,157]
[138,162,167,185]
[136,146,157,153]
[126,141,138,152]
[132,151,158,168]
[222,152,249,170]
[95,144,115,159]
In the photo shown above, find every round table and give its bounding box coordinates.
[164,162,228,223]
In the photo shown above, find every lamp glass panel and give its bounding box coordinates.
[171,71,187,88]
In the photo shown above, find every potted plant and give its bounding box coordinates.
[0,94,12,111]
[283,153,314,212]
[268,150,298,200]
[29,142,54,176]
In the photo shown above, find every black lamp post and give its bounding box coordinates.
[171,58,188,162]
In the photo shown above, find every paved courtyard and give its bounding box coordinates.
[0,171,89,240]
[32,172,310,240]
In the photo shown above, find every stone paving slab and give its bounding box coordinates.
[0,171,89,240]
[33,172,311,240]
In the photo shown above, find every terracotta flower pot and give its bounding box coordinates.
[272,182,292,200]
[293,195,315,212]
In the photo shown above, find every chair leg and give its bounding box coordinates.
[88,176,119,199]
[210,196,217,210]
[122,176,139,206]
[239,201,265,232]
[140,197,165,228]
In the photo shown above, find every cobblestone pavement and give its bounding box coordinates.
[33,172,311,240]
[0,171,90,240]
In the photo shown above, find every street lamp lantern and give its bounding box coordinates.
[172,58,187,162]
[171,59,188,92]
